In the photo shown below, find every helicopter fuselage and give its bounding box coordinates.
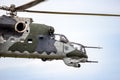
[0,15,98,68]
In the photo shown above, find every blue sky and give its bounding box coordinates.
[0,0,120,80]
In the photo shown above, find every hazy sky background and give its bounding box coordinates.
[0,0,120,80]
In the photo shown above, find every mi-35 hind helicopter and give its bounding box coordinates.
[0,0,119,68]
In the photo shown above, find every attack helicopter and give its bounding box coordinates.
[0,0,119,68]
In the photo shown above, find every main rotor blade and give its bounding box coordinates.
[23,10,120,17]
[16,0,45,11]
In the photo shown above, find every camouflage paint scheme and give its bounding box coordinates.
[0,15,88,68]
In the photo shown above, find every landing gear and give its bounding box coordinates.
[41,58,47,61]
[41,58,53,61]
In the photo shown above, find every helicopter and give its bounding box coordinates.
[0,0,119,68]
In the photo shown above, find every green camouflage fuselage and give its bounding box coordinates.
[0,16,88,68]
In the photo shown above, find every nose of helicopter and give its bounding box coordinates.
[66,49,88,58]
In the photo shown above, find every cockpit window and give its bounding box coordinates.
[54,35,60,41]
[54,34,69,43]
[71,43,81,50]
[70,42,86,54]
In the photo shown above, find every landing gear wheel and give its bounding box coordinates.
[41,58,47,61]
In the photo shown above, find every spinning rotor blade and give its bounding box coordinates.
[16,0,45,11]
[23,10,120,17]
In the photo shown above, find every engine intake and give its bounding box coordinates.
[0,15,27,33]
[15,22,27,33]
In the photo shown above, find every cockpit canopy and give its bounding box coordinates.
[54,34,69,43]
[53,34,86,54]
[69,42,86,54]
